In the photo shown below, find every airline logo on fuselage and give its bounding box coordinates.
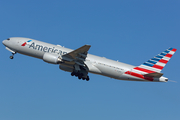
[21,40,32,46]
[24,40,67,55]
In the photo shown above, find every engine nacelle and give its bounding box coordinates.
[59,65,73,72]
[43,53,62,64]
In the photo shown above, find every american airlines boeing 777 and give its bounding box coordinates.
[2,37,177,82]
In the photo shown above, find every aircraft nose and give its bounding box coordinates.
[2,40,8,46]
[2,40,6,46]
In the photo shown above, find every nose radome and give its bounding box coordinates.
[2,40,5,46]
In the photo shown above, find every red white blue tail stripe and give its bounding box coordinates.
[125,48,177,81]
[135,47,177,73]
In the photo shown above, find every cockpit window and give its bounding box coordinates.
[7,38,10,40]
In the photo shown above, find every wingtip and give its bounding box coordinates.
[85,44,91,47]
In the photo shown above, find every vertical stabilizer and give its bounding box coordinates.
[133,48,177,74]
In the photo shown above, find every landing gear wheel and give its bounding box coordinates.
[71,68,89,81]
[86,76,90,81]
[75,73,78,77]
[78,76,81,79]
[9,52,16,59]
[71,72,75,76]
[78,73,83,80]
[10,56,14,59]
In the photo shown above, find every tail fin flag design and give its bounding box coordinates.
[133,48,177,74]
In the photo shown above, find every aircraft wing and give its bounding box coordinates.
[62,45,91,66]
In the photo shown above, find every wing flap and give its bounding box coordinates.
[63,45,91,59]
[62,45,91,66]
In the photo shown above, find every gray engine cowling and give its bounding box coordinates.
[59,65,73,72]
[43,53,62,64]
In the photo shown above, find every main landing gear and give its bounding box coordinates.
[10,53,16,59]
[71,71,90,81]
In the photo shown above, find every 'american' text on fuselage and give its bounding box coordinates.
[29,42,67,55]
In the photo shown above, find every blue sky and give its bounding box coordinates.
[0,0,180,120]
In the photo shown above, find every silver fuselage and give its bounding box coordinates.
[2,37,168,82]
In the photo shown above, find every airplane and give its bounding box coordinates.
[2,37,177,82]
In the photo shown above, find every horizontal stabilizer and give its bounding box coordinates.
[144,72,163,78]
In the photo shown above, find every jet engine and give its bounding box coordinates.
[59,65,73,72]
[43,53,62,64]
